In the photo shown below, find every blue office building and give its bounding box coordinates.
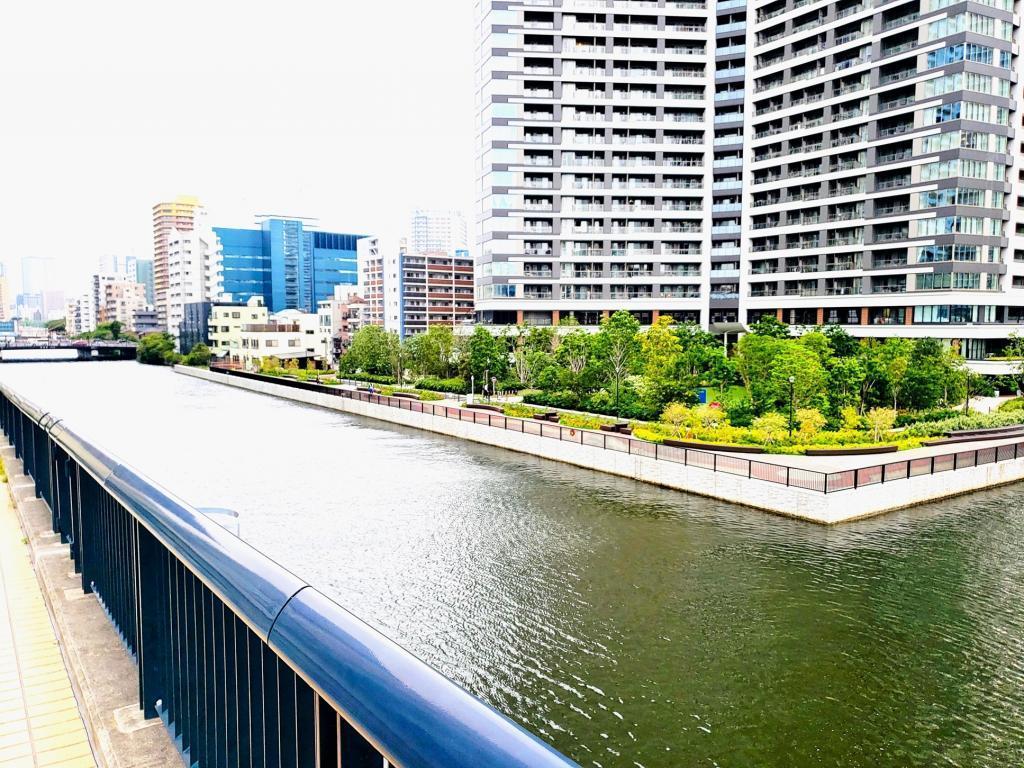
[214,218,361,313]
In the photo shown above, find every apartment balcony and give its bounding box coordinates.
[882,12,920,30]
[784,287,820,297]
[660,289,701,298]
[749,286,779,297]
[875,178,910,191]
[877,149,912,164]
[871,200,910,219]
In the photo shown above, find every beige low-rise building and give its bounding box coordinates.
[209,297,329,368]
[209,296,269,359]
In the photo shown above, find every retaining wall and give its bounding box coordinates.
[175,366,1024,524]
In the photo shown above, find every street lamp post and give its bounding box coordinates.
[788,375,796,437]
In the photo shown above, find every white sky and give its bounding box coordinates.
[0,1,478,296]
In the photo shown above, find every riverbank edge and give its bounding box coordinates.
[175,366,1024,524]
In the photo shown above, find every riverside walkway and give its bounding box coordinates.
[0,486,94,768]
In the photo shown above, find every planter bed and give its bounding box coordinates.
[532,411,560,422]
[599,423,632,435]
[923,431,1024,447]
[662,439,766,454]
[466,403,503,413]
[391,392,421,400]
[804,445,898,456]
[945,425,1024,438]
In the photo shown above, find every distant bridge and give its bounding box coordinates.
[0,343,137,362]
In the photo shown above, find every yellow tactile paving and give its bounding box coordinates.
[0,488,95,768]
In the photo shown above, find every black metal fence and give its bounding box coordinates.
[0,385,578,768]
[215,368,1024,496]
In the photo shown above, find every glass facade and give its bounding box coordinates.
[215,221,361,313]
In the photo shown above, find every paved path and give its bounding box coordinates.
[0,485,95,768]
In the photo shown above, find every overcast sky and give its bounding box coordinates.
[0,1,478,296]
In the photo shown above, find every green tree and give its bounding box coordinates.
[1004,333,1024,394]
[822,324,860,358]
[46,318,66,333]
[748,315,790,338]
[877,338,913,410]
[136,333,177,366]
[593,311,641,416]
[461,326,509,389]
[183,343,211,367]
[640,316,683,409]
[408,325,458,378]
[553,329,594,395]
[512,325,555,387]
[339,326,394,376]
[826,356,865,418]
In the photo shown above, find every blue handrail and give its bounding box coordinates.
[0,383,579,768]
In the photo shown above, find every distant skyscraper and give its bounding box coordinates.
[21,256,54,296]
[134,259,155,304]
[409,209,469,256]
[0,264,9,321]
[153,196,202,328]
[214,217,361,313]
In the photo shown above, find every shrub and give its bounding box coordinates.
[865,408,897,442]
[900,410,1024,437]
[751,413,788,446]
[341,372,396,386]
[559,412,614,430]
[840,406,863,431]
[723,394,755,428]
[796,408,826,438]
[523,389,581,410]
[998,398,1024,412]
[661,403,691,437]
[693,404,726,430]
[894,408,962,427]
[415,377,468,394]
[502,403,542,418]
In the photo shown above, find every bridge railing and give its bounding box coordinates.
[0,385,578,768]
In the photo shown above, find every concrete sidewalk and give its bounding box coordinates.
[0,481,94,768]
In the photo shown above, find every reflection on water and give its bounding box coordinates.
[4,363,1024,767]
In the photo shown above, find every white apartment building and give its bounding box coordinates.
[64,294,96,336]
[474,0,1024,360]
[165,212,222,347]
[357,236,403,333]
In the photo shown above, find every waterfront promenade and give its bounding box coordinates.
[178,366,1024,523]
[0,482,94,768]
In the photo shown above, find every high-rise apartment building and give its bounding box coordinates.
[214,217,360,313]
[397,249,476,336]
[410,209,470,255]
[474,0,1024,358]
[357,236,403,332]
[165,212,222,346]
[153,195,202,328]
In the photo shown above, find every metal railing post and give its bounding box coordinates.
[136,525,169,718]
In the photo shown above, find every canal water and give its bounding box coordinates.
[3,362,1024,767]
